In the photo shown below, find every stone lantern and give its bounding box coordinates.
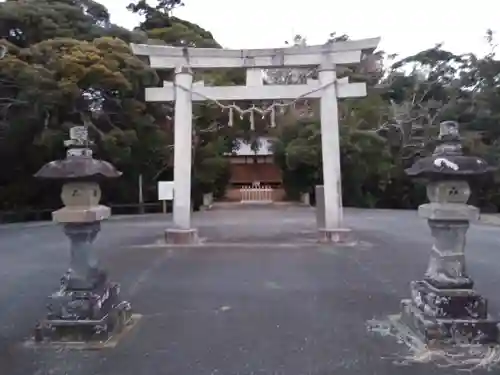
[33,126,132,342]
[401,121,498,346]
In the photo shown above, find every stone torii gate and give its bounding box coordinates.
[131,37,380,244]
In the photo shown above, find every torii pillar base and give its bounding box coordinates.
[165,228,199,245]
[317,228,354,244]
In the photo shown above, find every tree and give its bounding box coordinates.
[272,115,393,206]
[0,36,168,204]
[0,0,146,47]
[377,46,466,165]
[128,0,219,48]
[128,0,184,19]
[0,0,167,210]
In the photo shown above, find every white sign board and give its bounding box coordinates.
[158,181,174,200]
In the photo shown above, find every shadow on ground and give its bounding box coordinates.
[0,207,499,374]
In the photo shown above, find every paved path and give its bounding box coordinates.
[0,208,500,374]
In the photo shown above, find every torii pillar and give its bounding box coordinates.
[318,61,348,243]
[165,66,199,244]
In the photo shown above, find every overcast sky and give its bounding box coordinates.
[102,0,499,58]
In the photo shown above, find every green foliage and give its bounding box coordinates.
[272,115,395,207]
[0,0,146,47]
[272,122,321,199]
[146,21,220,48]
[0,0,169,209]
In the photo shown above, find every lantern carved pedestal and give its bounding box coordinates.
[401,121,499,346]
[33,127,132,343]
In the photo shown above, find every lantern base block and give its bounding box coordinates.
[400,280,499,346]
[317,228,354,244]
[52,205,111,223]
[418,203,479,222]
[33,280,133,344]
[165,228,199,245]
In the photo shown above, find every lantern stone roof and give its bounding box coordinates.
[405,121,496,180]
[405,155,495,180]
[34,156,122,180]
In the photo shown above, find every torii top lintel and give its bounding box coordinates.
[130,37,380,70]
